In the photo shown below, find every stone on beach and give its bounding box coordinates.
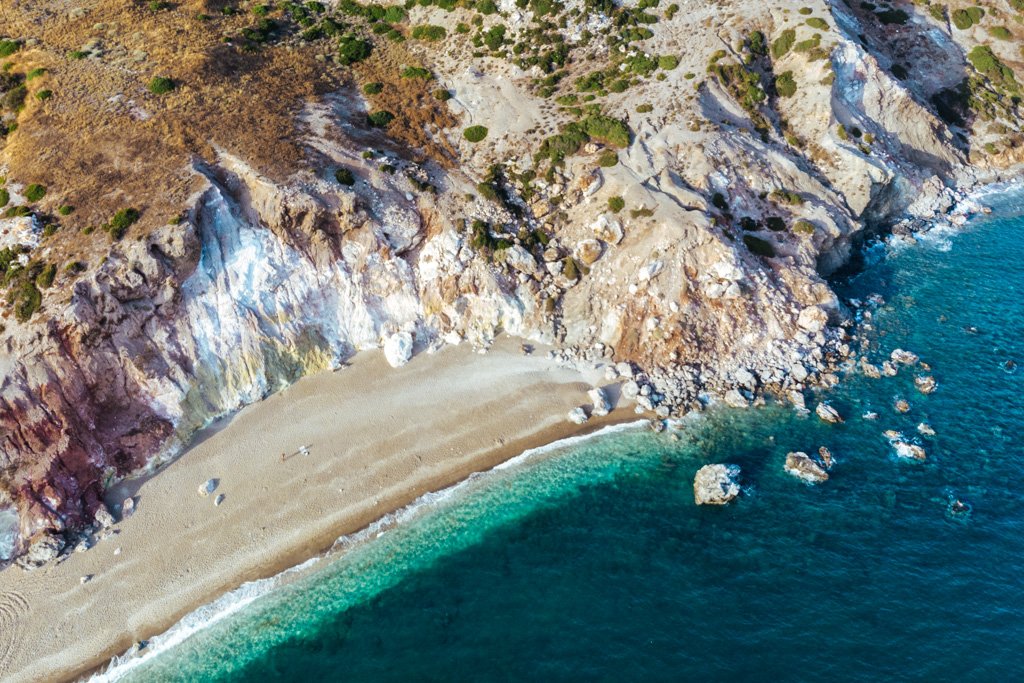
[588,387,611,416]
[567,407,589,424]
[214,494,225,507]
[383,331,414,368]
[816,402,843,424]
[693,464,741,505]
[16,531,65,570]
[784,452,830,483]
[198,479,218,497]
[93,504,115,529]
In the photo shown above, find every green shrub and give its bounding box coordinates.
[148,76,175,94]
[989,26,1013,40]
[68,50,88,59]
[483,25,506,51]
[771,29,796,59]
[477,0,499,14]
[0,188,7,207]
[743,234,775,257]
[665,3,679,19]
[967,45,1018,93]
[837,123,849,140]
[13,280,41,323]
[411,25,446,40]
[334,168,355,185]
[338,35,372,65]
[775,71,797,97]
[363,81,383,94]
[0,40,19,58]
[658,55,680,70]
[25,68,46,81]
[108,208,140,240]
[765,216,786,231]
[636,103,653,113]
[597,149,618,167]
[799,7,812,14]
[582,115,630,147]
[463,125,488,142]
[432,88,452,101]
[58,204,73,215]
[770,189,803,205]
[928,5,945,21]
[952,6,983,30]
[806,17,829,30]
[35,89,52,101]
[36,263,56,289]
[793,220,816,235]
[607,195,625,213]
[3,84,27,111]
[24,184,46,202]
[367,110,395,127]
[400,66,432,79]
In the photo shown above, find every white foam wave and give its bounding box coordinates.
[90,420,647,681]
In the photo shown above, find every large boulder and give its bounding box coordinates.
[16,531,65,570]
[693,464,741,505]
[588,387,611,416]
[815,402,843,424]
[383,331,414,368]
[567,406,589,424]
[784,452,829,483]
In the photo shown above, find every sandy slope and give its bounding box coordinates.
[0,338,625,683]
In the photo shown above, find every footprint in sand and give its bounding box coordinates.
[0,590,29,672]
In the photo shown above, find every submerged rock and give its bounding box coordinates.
[693,464,741,505]
[784,452,829,483]
[817,446,835,470]
[917,422,936,436]
[894,398,911,414]
[891,348,919,365]
[816,402,843,424]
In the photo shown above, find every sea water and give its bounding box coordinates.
[113,189,1024,681]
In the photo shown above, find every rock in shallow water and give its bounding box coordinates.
[914,375,937,394]
[784,452,830,483]
[693,464,741,505]
[816,402,843,424]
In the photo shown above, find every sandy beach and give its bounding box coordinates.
[0,338,628,683]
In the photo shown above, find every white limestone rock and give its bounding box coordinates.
[693,464,741,505]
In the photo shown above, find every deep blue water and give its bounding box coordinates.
[116,189,1024,682]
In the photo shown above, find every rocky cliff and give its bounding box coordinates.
[0,0,1020,564]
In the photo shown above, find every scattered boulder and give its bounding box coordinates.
[862,411,879,420]
[121,497,136,518]
[591,214,623,244]
[914,375,937,394]
[198,479,218,497]
[693,464,741,505]
[881,361,898,377]
[797,306,828,333]
[891,348,919,365]
[893,441,926,460]
[861,359,881,378]
[816,402,843,424]
[93,504,115,529]
[575,239,603,265]
[80,574,93,585]
[724,389,749,408]
[894,398,910,414]
[785,452,830,483]
[588,386,611,416]
[17,531,65,570]
[789,390,807,410]
[917,422,936,436]
[621,380,640,400]
[214,494,225,507]
[567,406,589,424]
[383,331,414,368]
[817,446,835,470]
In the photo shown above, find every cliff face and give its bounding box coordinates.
[0,0,1020,563]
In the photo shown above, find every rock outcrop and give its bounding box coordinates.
[693,464,741,506]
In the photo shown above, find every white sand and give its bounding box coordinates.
[0,338,627,682]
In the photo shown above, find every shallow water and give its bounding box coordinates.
[0,509,17,562]
[117,189,1024,681]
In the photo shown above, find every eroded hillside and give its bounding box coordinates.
[0,0,1021,564]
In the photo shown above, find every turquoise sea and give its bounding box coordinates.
[110,188,1023,682]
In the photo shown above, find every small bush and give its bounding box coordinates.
[367,110,395,127]
[148,76,175,94]
[711,192,728,211]
[0,188,7,207]
[58,204,74,215]
[989,26,1013,41]
[68,50,88,59]
[775,71,797,97]
[636,103,653,113]
[334,168,355,185]
[36,263,56,288]
[658,55,680,70]
[0,40,20,58]
[432,88,452,101]
[338,35,372,65]
[765,216,786,231]
[24,183,46,202]
[411,25,446,41]
[799,7,813,14]
[25,68,46,81]
[951,7,983,30]
[806,17,829,30]
[793,220,816,235]
[363,82,383,95]
[400,66,432,79]
[772,29,796,59]
[597,149,618,167]
[35,89,52,101]
[463,125,488,142]
[108,208,140,240]
[608,195,625,213]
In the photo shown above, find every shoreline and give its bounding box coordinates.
[0,337,632,683]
